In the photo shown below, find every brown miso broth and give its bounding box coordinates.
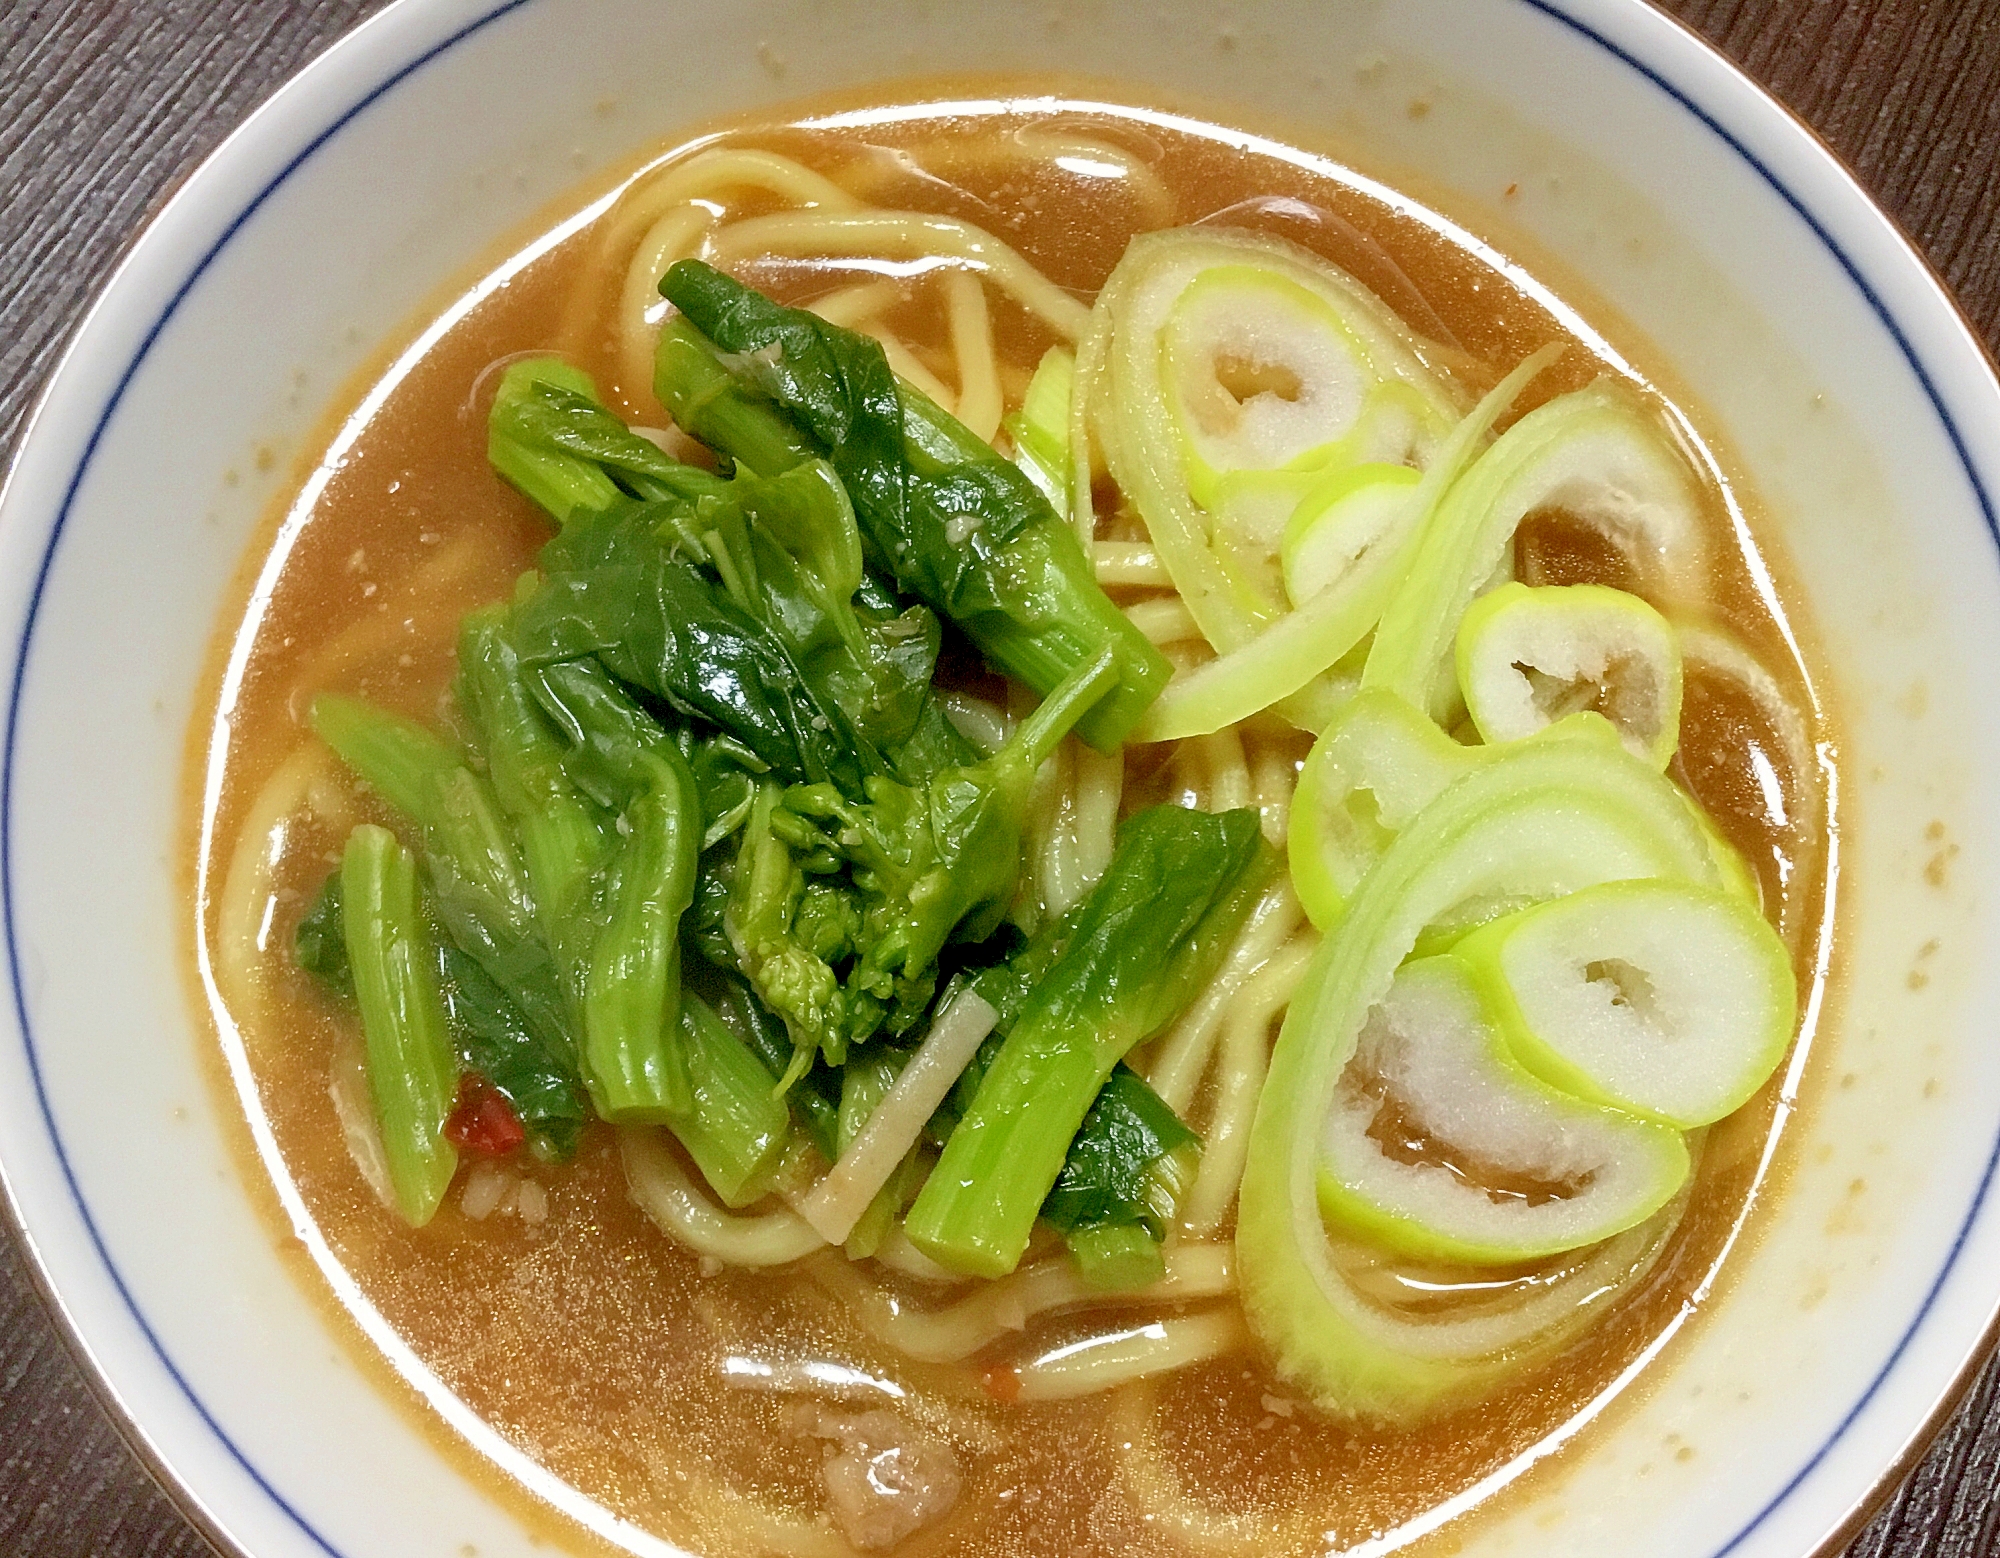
[191,88,1832,1558]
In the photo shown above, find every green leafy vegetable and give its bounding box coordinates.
[433,938,588,1161]
[487,356,728,522]
[339,824,460,1227]
[476,345,1093,1095]
[717,647,1118,1084]
[295,871,352,997]
[712,969,843,1162]
[456,603,613,947]
[652,318,819,477]
[1041,1065,1200,1238]
[1063,1222,1168,1293]
[311,694,531,924]
[521,656,703,1122]
[296,864,589,1163]
[312,693,576,1074]
[926,906,1203,1286]
[666,991,794,1207]
[656,260,1171,750]
[905,804,1272,1277]
[696,460,966,783]
[513,499,871,795]
[489,360,970,793]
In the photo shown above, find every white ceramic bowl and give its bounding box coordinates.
[4,2,1998,1554]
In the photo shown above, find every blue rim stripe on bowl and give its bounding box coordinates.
[1519,3,2000,1550]
[1,2,1994,1555]
[0,4,536,1553]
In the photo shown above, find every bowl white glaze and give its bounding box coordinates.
[2,2,1996,1555]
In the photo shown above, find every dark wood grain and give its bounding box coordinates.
[2,1,1998,1554]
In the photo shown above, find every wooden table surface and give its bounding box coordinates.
[3,1,1999,1553]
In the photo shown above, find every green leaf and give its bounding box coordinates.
[906,805,1271,1277]
[515,505,867,793]
[433,938,587,1161]
[295,871,353,998]
[1042,1065,1199,1235]
[487,357,727,525]
[658,260,1171,749]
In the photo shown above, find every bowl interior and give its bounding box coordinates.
[3,2,1997,1555]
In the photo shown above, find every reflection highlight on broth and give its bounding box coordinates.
[193,89,1834,1557]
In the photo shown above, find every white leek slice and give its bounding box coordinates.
[1133,348,1557,741]
[1202,465,1321,608]
[1282,463,1423,608]
[1290,689,1485,930]
[1287,687,1620,932]
[1163,265,1377,482]
[1454,878,1795,1128]
[1365,384,1707,723]
[1319,957,1688,1265]
[1199,374,1453,579]
[1006,345,1074,510]
[1094,227,1464,654]
[1457,582,1682,768]
[1239,738,1722,1421]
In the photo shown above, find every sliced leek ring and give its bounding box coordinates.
[1453,878,1796,1128]
[1457,582,1682,768]
[1131,350,1556,742]
[1287,688,1621,932]
[1364,383,1707,724]
[1282,463,1423,609]
[1094,226,1464,656]
[1197,386,1441,586]
[1289,682,1754,938]
[1163,265,1379,485]
[1239,737,1723,1421]
[1289,689,1485,931]
[1205,464,1322,607]
[1319,956,1689,1265]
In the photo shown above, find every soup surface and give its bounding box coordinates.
[193,88,1832,1558]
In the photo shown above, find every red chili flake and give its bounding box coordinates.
[444,1074,526,1157]
[981,1363,1023,1405]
